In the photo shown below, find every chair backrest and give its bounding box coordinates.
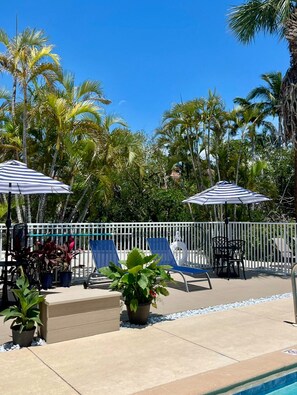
[228,239,245,251]
[13,223,28,252]
[212,236,228,248]
[228,239,245,259]
[89,239,120,269]
[212,236,229,257]
[147,237,177,266]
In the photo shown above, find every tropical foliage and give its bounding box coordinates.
[0,26,295,223]
[99,248,173,312]
[228,0,297,217]
[0,274,45,333]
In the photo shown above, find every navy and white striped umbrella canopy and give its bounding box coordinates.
[0,160,71,194]
[182,181,270,205]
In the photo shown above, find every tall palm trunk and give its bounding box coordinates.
[12,75,22,224]
[22,81,32,222]
[37,147,59,223]
[185,128,200,189]
[14,195,23,223]
[78,195,92,222]
[193,128,205,191]
[22,82,28,165]
[59,176,74,222]
[281,7,297,219]
[205,122,214,186]
[233,125,249,221]
[11,77,17,118]
[67,186,90,223]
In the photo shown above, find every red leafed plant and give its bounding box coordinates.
[31,236,80,272]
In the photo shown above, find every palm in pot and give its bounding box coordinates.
[0,274,45,347]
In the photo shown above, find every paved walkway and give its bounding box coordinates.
[1,271,297,394]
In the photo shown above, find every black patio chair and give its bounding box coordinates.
[212,236,229,273]
[228,239,246,280]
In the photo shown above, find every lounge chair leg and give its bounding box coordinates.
[180,273,189,292]
[206,273,212,289]
[171,270,189,292]
[83,268,97,289]
[183,277,189,292]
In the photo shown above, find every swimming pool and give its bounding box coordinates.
[232,367,297,394]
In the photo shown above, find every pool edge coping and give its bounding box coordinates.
[207,363,297,394]
[135,344,297,395]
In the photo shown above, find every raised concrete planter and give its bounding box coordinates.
[39,287,121,344]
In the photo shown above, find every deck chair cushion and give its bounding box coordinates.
[84,239,120,288]
[147,237,212,291]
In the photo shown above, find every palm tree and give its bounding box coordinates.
[244,72,283,144]
[32,84,105,222]
[230,103,275,182]
[0,88,25,222]
[158,93,232,199]
[18,46,59,165]
[246,72,282,116]
[228,0,297,218]
[199,91,228,185]
[0,28,58,164]
[159,99,205,189]
[0,28,48,117]
[64,113,128,222]
[29,69,119,222]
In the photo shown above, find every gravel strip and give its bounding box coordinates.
[0,337,46,352]
[121,292,292,328]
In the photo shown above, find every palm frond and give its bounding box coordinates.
[228,0,289,43]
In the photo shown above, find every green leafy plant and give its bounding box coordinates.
[0,274,45,333]
[99,248,173,312]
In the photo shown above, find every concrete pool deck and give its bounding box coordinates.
[1,271,297,394]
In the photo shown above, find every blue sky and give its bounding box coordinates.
[0,0,289,135]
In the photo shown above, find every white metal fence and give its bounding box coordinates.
[0,221,296,281]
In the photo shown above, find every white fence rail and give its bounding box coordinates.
[0,221,296,281]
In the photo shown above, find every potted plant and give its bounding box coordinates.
[11,246,41,289]
[0,274,45,347]
[99,248,173,325]
[59,259,73,287]
[58,236,80,287]
[31,238,61,290]
[31,237,80,288]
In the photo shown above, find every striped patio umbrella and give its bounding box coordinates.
[0,160,71,194]
[183,181,270,206]
[182,181,271,236]
[0,160,71,307]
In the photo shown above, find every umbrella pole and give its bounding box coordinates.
[1,187,11,308]
[224,202,228,240]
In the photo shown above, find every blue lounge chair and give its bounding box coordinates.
[83,239,121,289]
[147,237,212,292]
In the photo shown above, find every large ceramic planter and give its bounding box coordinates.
[40,272,53,290]
[12,326,35,347]
[126,302,151,325]
[59,271,72,287]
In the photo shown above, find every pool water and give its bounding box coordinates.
[234,369,297,394]
[269,381,297,394]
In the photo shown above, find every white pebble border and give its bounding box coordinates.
[121,292,292,328]
[0,337,46,352]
